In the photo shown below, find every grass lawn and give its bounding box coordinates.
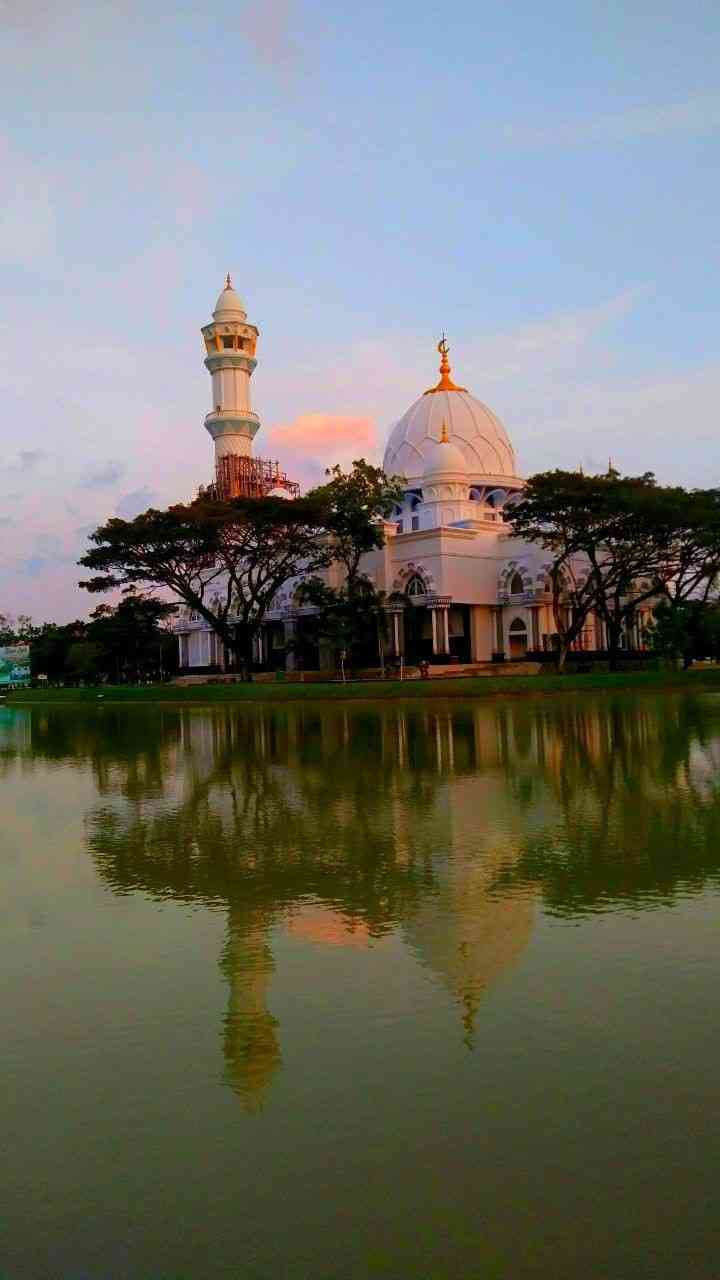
[6,666,720,705]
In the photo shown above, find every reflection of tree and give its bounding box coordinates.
[0,705,182,800]
[492,694,720,916]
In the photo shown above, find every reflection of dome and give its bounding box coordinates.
[402,774,535,1045]
[212,274,247,321]
[383,340,519,487]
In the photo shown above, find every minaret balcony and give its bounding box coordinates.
[204,351,257,377]
[204,409,260,439]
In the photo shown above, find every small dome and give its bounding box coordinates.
[267,486,293,500]
[422,434,468,478]
[213,274,247,321]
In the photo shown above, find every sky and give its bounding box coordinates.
[1,0,719,622]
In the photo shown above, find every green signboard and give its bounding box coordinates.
[0,645,31,686]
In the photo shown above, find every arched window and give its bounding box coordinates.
[509,617,527,634]
[406,574,426,597]
[510,572,525,596]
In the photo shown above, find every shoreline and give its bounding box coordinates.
[5,667,720,706]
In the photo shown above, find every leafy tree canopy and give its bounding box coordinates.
[508,469,720,667]
[78,463,400,677]
[308,460,404,588]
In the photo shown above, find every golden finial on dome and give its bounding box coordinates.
[225,272,233,290]
[424,333,467,395]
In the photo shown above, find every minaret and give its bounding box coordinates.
[201,275,260,463]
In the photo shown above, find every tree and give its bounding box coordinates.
[79,461,402,680]
[310,460,404,593]
[508,470,662,669]
[87,594,178,682]
[0,613,38,645]
[66,640,104,685]
[648,599,720,668]
[296,461,404,672]
[507,470,720,670]
[29,621,87,682]
[79,494,335,680]
[0,613,15,645]
[643,486,720,645]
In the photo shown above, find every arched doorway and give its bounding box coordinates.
[508,616,528,659]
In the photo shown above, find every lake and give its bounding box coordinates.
[3,692,720,1279]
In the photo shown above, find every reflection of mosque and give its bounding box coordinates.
[128,705,553,1107]
[10,695,720,1112]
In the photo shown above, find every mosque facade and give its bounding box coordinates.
[176,279,617,674]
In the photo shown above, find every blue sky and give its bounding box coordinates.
[1,0,719,620]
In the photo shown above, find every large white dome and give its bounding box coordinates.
[383,341,520,488]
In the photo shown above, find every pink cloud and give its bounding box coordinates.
[262,413,380,491]
[266,412,378,460]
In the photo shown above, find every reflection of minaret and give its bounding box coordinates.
[220,906,281,1114]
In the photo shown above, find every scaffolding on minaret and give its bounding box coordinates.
[206,454,300,501]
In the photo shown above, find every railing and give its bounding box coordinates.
[204,410,260,425]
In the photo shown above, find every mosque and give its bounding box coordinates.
[176,277,602,674]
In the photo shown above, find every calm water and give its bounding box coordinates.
[3,693,720,1279]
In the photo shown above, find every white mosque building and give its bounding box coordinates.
[176,278,604,674]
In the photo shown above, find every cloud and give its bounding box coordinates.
[115,487,157,518]
[499,93,720,149]
[0,516,15,527]
[467,291,639,386]
[80,460,124,489]
[17,555,51,578]
[18,449,44,472]
[242,0,301,77]
[268,413,377,457]
[264,413,379,487]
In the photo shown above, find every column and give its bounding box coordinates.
[530,606,540,651]
[253,631,265,668]
[492,606,505,659]
[431,608,439,655]
[283,617,297,671]
[441,607,450,654]
[470,605,492,661]
[392,611,401,657]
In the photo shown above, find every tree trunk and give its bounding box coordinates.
[230,621,255,682]
[605,618,622,671]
